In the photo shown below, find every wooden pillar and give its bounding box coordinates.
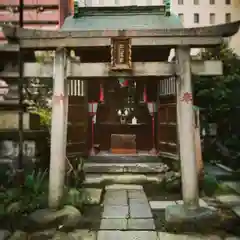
[48,48,68,209]
[176,46,199,209]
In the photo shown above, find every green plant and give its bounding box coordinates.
[66,156,85,188]
[0,170,49,216]
[31,107,51,130]
[24,169,48,194]
[63,187,90,209]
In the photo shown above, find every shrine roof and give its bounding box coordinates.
[61,6,183,31]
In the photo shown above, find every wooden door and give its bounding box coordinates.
[158,77,179,159]
[67,80,88,158]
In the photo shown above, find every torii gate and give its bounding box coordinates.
[1,20,239,222]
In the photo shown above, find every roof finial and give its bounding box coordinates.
[73,0,79,18]
[164,0,171,16]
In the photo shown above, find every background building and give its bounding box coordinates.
[0,0,71,43]
[0,0,239,54]
[171,0,240,55]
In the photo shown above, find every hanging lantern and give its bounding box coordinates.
[88,102,98,117]
[147,102,157,116]
[147,102,157,154]
[88,102,98,156]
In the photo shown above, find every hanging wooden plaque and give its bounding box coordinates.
[110,38,132,70]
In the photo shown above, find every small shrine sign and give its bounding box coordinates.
[111,38,132,70]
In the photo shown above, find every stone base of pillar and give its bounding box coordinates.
[165,204,217,224]
[149,148,157,155]
[89,148,96,156]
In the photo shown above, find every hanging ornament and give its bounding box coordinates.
[118,77,129,88]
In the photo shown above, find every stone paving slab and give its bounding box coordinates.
[158,232,221,240]
[216,195,240,206]
[149,201,176,210]
[128,190,146,199]
[102,205,129,218]
[103,190,128,206]
[129,203,153,218]
[129,197,148,205]
[97,231,158,240]
[100,219,127,230]
[127,218,155,230]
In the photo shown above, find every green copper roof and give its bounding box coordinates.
[61,6,183,31]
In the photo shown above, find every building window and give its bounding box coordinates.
[194,0,199,4]
[194,13,199,23]
[85,0,92,6]
[209,0,215,4]
[178,13,184,23]
[209,13,215,24]
[225,13,231,23]
[225,0,231,4]
[178,0,184,5]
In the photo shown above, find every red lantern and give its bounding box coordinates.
[147,102,157,154]
[88,102,98,155]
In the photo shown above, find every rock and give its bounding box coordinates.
[68,230,97,240]
[85,188,102,204]
[28,205,82,229]
[28,209,58,225]
[58,205,82,228]
[6,201,22,213]
[8,231,27,240]
[0,230,11,240]
[29,229,56,240]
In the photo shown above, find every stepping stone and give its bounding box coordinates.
[97,231,158,240]
[232,206,240,217]
[100,219,127,230]
[97,231,124,240]
[158,232,221,240]
[102,205,129,218]
[149,201,176,209]
[127,218,155,230]
[129,203,152,218]
[106,184,143,190]
[125,231,158,240]
[216,195,240,206]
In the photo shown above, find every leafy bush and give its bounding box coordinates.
[0,169,48,217]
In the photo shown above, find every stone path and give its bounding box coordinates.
[97,185,157,240]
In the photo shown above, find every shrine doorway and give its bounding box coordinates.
[88,78,158,155]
